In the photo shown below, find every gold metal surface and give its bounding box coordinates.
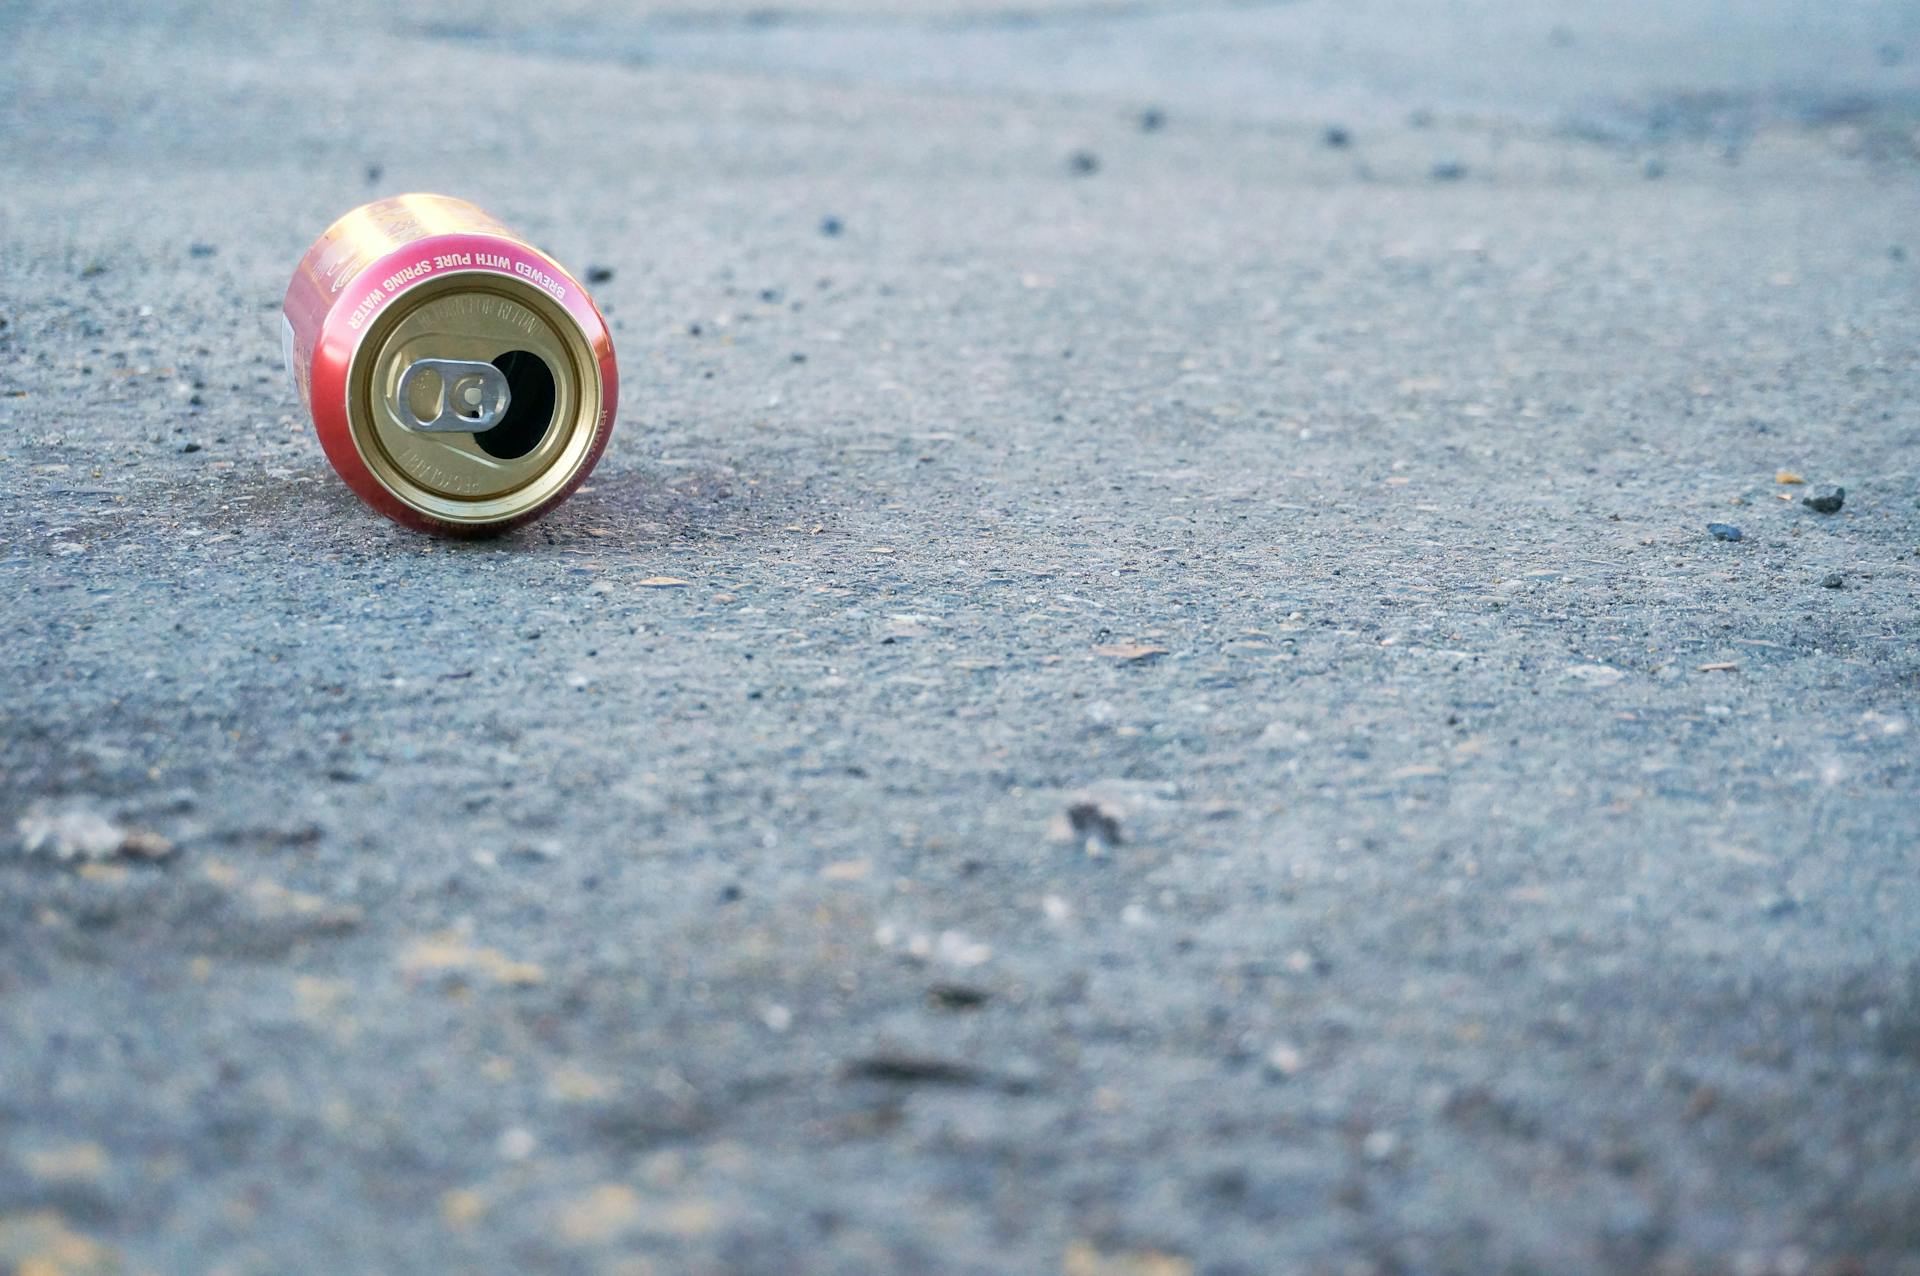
[347,273,600,526]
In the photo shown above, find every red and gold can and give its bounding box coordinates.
[282,194,617,533]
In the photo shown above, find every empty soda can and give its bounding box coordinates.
[282,193,617,533]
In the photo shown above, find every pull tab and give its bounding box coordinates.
[394,358,513,433]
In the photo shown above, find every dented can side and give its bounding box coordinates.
[282,193,618,534]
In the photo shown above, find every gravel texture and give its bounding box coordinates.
[3,2,1919,1273]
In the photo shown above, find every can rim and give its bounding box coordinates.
[344,270,604,527]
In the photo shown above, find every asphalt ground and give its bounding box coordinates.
[3,2,1919,1273]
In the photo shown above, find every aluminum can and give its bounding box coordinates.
[282,194,617,533]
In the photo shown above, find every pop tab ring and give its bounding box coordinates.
[394,358,513,433]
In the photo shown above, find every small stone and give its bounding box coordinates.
[1138,107,1166,132]
[584,265,615,285]
[1802,487,1844,514]
[933,930,993,968]
[819,215,844,236]
[843,1053,999,1089]
[1707,523,1743,542]
[119,831,176,860]
[1067,150,1100,176]
[17,807,121,859]
[1822,572,1846,589]
[178,440,202,454]
[1362,1129,1400,1161]
[1775,469,1805,485]
[188,242,217,258]
[79,260,107,278]
[1265,1043,1304,1077]
[15,803,173,862]
[1065,801,1122,855]
[1323,125,1352,149]
[365,162,385,184]
[1430,160,1468,181]
[928,983,991,1011]
[790,352,807,363]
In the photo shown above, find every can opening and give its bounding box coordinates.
[474,350,556,460]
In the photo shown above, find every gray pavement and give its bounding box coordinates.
[3,2,1919,1273]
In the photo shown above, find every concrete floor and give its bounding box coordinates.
[3,2,1919,1272]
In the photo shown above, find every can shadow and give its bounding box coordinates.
[171,457,801,550]
[477,458,798,551]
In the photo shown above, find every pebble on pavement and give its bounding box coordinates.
[13,803,173,862]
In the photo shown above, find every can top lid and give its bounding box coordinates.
[349,272,601,524]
